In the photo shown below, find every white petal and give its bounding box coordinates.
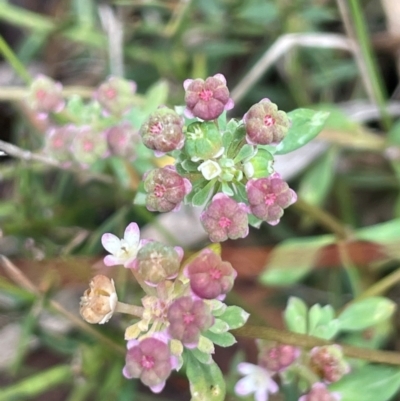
[101,233,121,254]
[237,362,257,375]
[123,223,140,247]
[234,376,254,396]
[255,387,269,401]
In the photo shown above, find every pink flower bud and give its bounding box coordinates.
[184,248,237,299]
[95,77,136,116]
[135,241,183,286]
[184,74,234,120]
[310,345,350,383]
[200,193,249,242]
[44,125,76,164]
[244,99,290,145]
[143,166,192,213]
[71,126,108,167]
[140,107,185,155]
[259,343,300,372]
[167,296,213,347]
[27,75,65,115]
[298,383,341,401]
[106,123,140,160]
[246,173,297,225]
[123,337,173,393]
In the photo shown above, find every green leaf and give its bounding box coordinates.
[191,179,217,206]
[218,306,249,330]
[209,319,230,334]
[338,297,396,332]
[203,330,237,347]
[298,148,338,210]
[133,182,147,206]
[190,348,213,365]
[284,297,308,334]
[274,109,330,155]
[233,144,256,163]
[186,352,226,401]
[216,110,227,131]
[259,235,334,286]
[143,80,169,114]
[311,319,339,340]
[248,213,263,228]
[329,365,400,401]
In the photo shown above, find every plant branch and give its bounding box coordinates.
[0,86,94,101]
[0,255,125,355]
[233,324,400,366]
[0,139,114,185]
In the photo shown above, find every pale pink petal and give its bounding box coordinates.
[124,223,140,247]
[103,255,119,266]
[213,73,226,85]
[174,246,184,262]
[237,362,257,375]
[224,98,234,111]
[101,233,121,254]
[149,381,166,393]
[183,79,194,90]
[234,376,254,396]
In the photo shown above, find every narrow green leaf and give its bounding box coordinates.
[218,306,250,330]
[209,319,230,334]
[190,348,213,365]
[329,365,400,401]
[186,352,226,401]
[284,297,308,334]
[192,179,217,206]
[274,109,330,155]
[338,297,396,332]
[203,330,237,347]
[233,144,255,163]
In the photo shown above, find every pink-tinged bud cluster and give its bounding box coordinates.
[246,173,297,225]
[106,123,140,160]
[95,76,137,116]
[44,125,76,164]
[71,126,108,167]
[143,166,192,213]
[123,337,174,393]
[101,222,142,268]
[244,99,290,145]
[259,343,300,372]
[200,193,249,242]
[184,74,234,120]
[135,242,183,286]
[167,296,213,347]
[310,345,350,383]
[140,107,185,155]
[298,383,341,401]
[184,248,237,299]
[27,75,65,116]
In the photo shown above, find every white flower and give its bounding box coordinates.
[101,222,142,268]
[198,160,221,180]
[234,363,278,401]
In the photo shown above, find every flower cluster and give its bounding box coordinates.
[235,340,347,401]
[26,75,141,168]
[137,73,297,241]
[80,222,249,395]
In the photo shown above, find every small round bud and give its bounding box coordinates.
[44,125,76,164]
[27,75,65,115]
[144,166,192,213]
[167,296,213,347]
[310,345,350,383]
[185,121,224,161]
[244,99,290,145]
[123,337,173,393]
[95,77,136,116]
[135,241,183,286]
[259,343,300,372]
[246,173,297,225]
[106,123,140,160]
[200,193,249,242]
[71,126,108,167]
[184,74,234,120]
[184,248,237,299]
[298,383,341,401]
[140,107,185,155]
[243,149,274,179]
[80,275,118,324]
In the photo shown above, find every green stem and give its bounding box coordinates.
[0,35,32,84]
[233,324,400,365]
[340,0,391,130]
[337,240,362,296]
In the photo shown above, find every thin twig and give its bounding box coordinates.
[0,139,114,185]
[231,33,353,104]
[0,255,125,355]
[233,324,400,366]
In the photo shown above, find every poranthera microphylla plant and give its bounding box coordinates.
[28,73,365,400]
